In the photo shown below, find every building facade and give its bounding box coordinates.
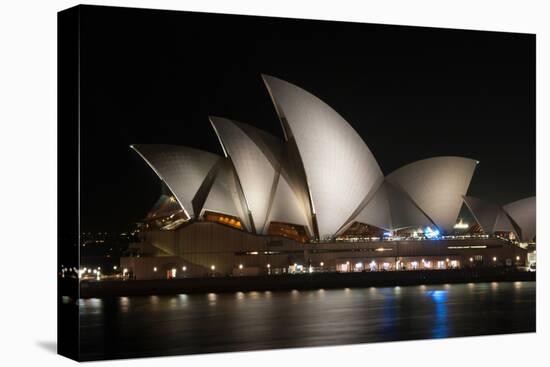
[123,75,535,279]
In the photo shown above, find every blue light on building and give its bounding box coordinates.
[424,226,440,239]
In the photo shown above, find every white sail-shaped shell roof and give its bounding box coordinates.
[210,116,311,234]
[209,116,280,234]
[355,181,432,231]
[262,74,384,238]
[462,196,518,237]
[202,158,252,232]
[266,173,312,233]
[133,76,531,244]
[386,157,478,234]
[462,196,501,234]
[503,196,536,242]
[131,144,220,219]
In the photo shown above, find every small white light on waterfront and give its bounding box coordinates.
[182,266,187,271]
[267,264,271,268]
[87,269,91,273]
[153,267,157,272]
[493,257,497,262]
[123,268,128,274]
[113,266,117,270]
[470,257,473,262]
[516,256,520,261]
[239,264,243,269]
[97,266,101,270]
[93,269,97,274]
[211,265,215,270]
[171,268,177,278]
[446,258,450,262]
[320,262,324,267]
[346,261,350,265]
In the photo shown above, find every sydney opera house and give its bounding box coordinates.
[122,75,536,279]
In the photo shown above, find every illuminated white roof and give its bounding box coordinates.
[210,116,312,234]
[503,196,536,242]
[266,173,312,233]
[263,74,383,238]
[355,181,432,231]
[387,157,478,233]
[462,196,501,234]
[202,158,252,232]
[210,116,283,234]
[493,210,517,234]
[131,145,220,219]
[132,77,530,242]
[463,196,518,237]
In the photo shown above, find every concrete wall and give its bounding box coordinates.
[126,222,528,279]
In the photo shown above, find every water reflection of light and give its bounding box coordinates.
[249,291,259,299]
[428,290,449,338]
[514,281,522,289]
[491,282,498,290]
[236,291,244,300]
[170,298,178,308]
[88,298,103,308]
[381,289,397,335]
[119,297,130,312]
[150,295,159,306]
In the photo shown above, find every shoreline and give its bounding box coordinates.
[73,268,536,298]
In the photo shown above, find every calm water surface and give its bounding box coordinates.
[79,281,535,360]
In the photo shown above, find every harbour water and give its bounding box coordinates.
[79,281,535,360]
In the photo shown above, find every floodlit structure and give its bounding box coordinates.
[354,181,432,231]
[262,75,384,239]
[504,197,536,242]
[385,157,478,234]
[125,75,535,278]
[462,196,536,243]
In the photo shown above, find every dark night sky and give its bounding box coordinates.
[79,5,535,233]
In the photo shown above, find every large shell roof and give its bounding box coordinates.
[386,157,478,234]
[131,75,529,241]
[131,144,220,219]
[503,196,536,242]
[262,74,384,239]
